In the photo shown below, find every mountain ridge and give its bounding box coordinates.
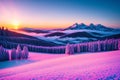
[65,23,120,31]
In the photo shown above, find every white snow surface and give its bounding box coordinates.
[0,50,120,80]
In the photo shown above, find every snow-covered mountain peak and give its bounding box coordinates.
[71,23,79,28]
[65,23,118,31]
[89,23,95,27]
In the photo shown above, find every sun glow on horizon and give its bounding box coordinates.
[11,20,20,29]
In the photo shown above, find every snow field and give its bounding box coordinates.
[0,50,120,80]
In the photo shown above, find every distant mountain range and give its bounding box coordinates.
[65,23,120,31]
[42,23,120,44]
[17,23,120,45]
[21,23,120,33]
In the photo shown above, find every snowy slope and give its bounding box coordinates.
[0,50,120,80]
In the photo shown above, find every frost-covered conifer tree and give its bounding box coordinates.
[97,41,100,52]
[65,43,70,55]
[77,44,81,53]
[65,43,74,55]
[22,46,29,59]
[16,44,22,59]
[70,45,74,54]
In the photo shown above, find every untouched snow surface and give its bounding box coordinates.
[0,50,120,80]
[0,52,65,69]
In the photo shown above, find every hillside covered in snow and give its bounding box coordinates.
[0,50,120,80]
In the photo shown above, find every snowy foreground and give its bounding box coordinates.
[0,50,120,80]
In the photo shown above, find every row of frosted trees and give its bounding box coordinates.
[11,45,29,60]
[65,39,120,55]
[0,41,65,53]
[0,45,29,61]
[0,39,120,57]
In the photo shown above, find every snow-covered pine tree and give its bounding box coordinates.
[69,44,74,55]
[65,43,74,55]
[22,46,29,59]
[16,44,22,59]
[77,44,81,53]
[65,43,70,55]
[0,46,9,61]
[11,48,17,60]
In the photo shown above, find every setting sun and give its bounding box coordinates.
[11,20,20,29]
